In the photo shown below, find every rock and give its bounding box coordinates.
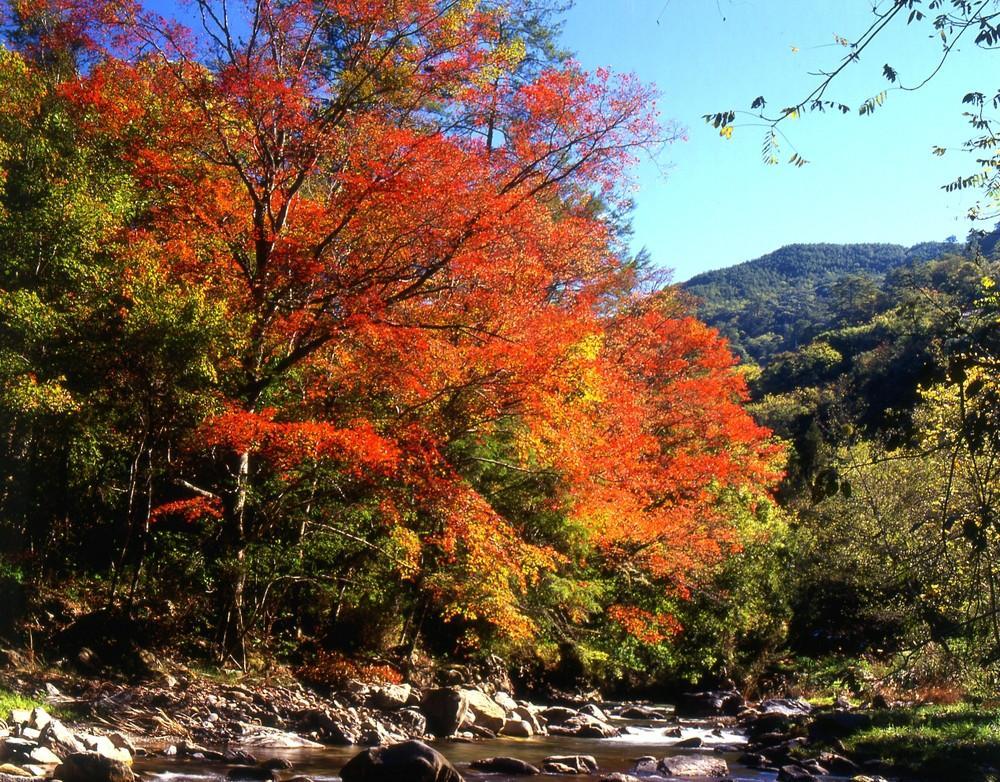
[44,685,61,698]
[0,766,31,777]
[395,709,428,738]
[542,762,575,774]
[759,698,812,717]
[834,695,852,710]
[40,720,84,756]
[620,706,668,720]
[27,710,50,733]
[78,735,131,764]
[498,720,532,738]
[470,757,539,775]
[226,768,276,782]
[542,755,597,773]
[547,713,619,738]
[461,690,506,733]
[237,726,323,749]
[511,706,544,734]
[663,726,683,738]
[370,685,412,712]
[540,706,578,723]
[26,748,60,766]
[340,740,464,782]
[578,703,610,722]
[260,758,293,770]
[817,752,859,774]
[599,775,641,782]
[420,689,468,737]
[222,750,258,766]
[0,774,45,782]
[492,692,518,712]
[674,691,744,718]
[777,765,817,782]
[6,711,30,728]
[657,754,729,778]
[673,736,703,748]
[54,753,135,782]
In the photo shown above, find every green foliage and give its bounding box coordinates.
[683,241,956,364]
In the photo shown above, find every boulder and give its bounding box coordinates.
[370,685,412,712]
[599,775,641,782]
[0,766,31,778]
[657,754,729,778]
[237,726,323,749]
[260,759,293,771]
[492,692,518,712]
[28,710,51,733]
[673,736,703,748]
[77,735,131,764]
[547,714,619,738]
[674,691,744,718]
[54,753,135,782]
[470,757,539,775]
[0,774,44,782]
[39,721,84,756]
[540,706,577,724]
[619,706,667,720]
[461,690,506,734]
[759,698,812,717]
[340,740,463,782]
[777,765,817,782]
[578,704,610,722]
[420,690,468,737]
[498,720,532,738]
[511,706,544,734]
[542,755,597,773]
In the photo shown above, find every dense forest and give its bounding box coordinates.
[684,241,957,363]
[2,0,1000,718]
[0,0,782,688]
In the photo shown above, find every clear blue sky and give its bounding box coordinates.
[559,0,994,280]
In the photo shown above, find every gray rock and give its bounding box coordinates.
[657,754,729,778]
[340,740,463,782]
[578,703,610,722]
[461,690,505,734]
[620,706,668,720]
[26,748,60,766]
[420,690,468,737]
[759,698,812,717]
[370,685,412,712]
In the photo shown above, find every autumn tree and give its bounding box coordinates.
[1,0,781,673]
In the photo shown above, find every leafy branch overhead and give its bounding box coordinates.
[702,0,1000,217]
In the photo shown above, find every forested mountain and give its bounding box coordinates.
[683,241,958,363]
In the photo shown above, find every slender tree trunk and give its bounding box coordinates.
[219,448,250,668]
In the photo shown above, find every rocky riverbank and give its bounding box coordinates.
[0,666,903,782]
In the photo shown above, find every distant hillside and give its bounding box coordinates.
[682,241,958,364]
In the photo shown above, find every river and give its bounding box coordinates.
[136,711,837,781]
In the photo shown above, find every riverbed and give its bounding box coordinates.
[136,713,831,781]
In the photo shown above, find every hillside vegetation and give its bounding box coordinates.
[684,241,957,363]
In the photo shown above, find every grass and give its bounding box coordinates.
[0,688,46,718]
[837,704,1000,781]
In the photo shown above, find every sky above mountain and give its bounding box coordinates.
[560,0,994,280]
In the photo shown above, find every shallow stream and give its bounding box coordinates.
[137,712,849,782]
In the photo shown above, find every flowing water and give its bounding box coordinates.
[136,713,844,781]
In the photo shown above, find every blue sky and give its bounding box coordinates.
[559,0,995,280]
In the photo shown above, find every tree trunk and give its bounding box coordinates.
[219,448,250,668]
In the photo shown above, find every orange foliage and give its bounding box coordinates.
[11,0,779,645]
